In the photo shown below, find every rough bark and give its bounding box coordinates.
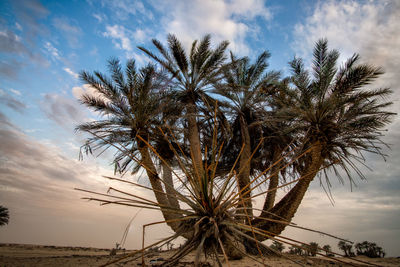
[237,116,253,218]
[251,142,324,240]
[162,160,180,210]
[186,102,204,180]
[261,149,282,215]
[138,143,181,231]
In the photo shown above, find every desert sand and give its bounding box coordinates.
[1,243,399,266]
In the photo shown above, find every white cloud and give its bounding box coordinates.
[92,13,105,23]
[104,24,133,52]
[133,29,146,42]
[292,0,400,124]
[44,41,61,61]
[103,25,149,61]
[63,67,79,79]
[9,88,21,96]
[152,0,272,55]
[292,0,400,83]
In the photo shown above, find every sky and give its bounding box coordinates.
[0,0,399,257]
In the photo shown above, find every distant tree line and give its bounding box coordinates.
[271,240,385,258]
[339,240,386,258]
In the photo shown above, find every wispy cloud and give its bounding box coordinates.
[100,0,148,20]
[44,41,61,61]
[92,13,106,23]
[0,59,24,80]
[0,4,49,80]
[63,67,79,79]
[103,24,148,62]
[0,29,26,54]
[0,27,49,72]
[53,17,82,47]
[11,0,49,41]
[9,88,21,96]
[15,22,23,31]
[0,88,26,113]
[40,93,87,127]
[103,24,133,52]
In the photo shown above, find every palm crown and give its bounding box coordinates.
[284,39,394,183]
[77,59,170,173]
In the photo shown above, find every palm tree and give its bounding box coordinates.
[77,59,181,231]
[288,245,303,255]
[269,240,285,252]
[355,241,385,258]
[252,39,394,238]
[215,51,281,217]
[77,37,395,261]
[309,242,319,256]
[301,243,311,256]
[338,241,353,257]
[0,205,9,226]
[138,34,229,180]
[322,244,332,256]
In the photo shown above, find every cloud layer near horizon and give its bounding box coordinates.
[0,112,168,248]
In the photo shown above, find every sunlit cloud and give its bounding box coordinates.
[152,0,272,55]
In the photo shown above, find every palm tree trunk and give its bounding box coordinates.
[237,116,253,218]
[261,149,281,214]
[138,144,181,231]
[162,160,180,209]
[186,102,204,179]
[251,142,323,240]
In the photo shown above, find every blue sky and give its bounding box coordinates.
[1,0,399,257]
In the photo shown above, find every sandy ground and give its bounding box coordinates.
[1,243,399,266]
